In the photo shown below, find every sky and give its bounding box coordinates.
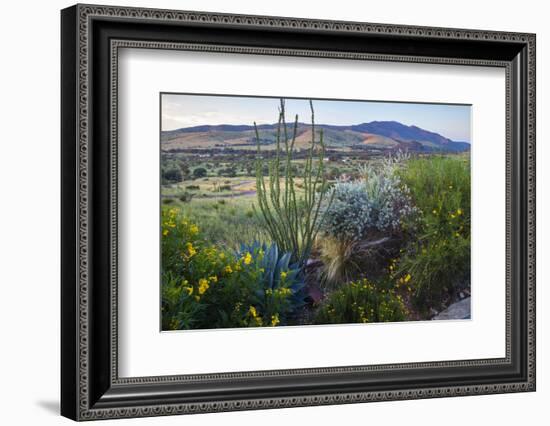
[161,94,471,142]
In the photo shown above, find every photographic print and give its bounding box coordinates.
[160,94,471,331]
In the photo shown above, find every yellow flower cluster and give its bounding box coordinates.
[449,208,464,219]
[399,274,411,284]
[198,278,209,295]
[388,258,398,276]
[185,242,197,258]
[242,252,252,265]
[189,224,199,235]
[275,287,291,297]
[248,305,263,326]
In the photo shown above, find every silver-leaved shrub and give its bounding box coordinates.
[321,154,417,241]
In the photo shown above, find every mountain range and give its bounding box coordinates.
[161,120,470,153]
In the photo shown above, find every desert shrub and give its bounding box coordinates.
[185,185,200,191]
[178,192,194,203]
[362,158,418,232]
[194,243,304,328]
[321,158,417,242]
[314,278,407,324]
[396,156,470,310]
[162,198,174,204]
[321,181,371,240]
[192,167,207,179]
[219,184,232,191]
[161,208,303,329]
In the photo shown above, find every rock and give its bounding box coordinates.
[432,297,471,320]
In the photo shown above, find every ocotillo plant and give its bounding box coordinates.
[254,99,333,268]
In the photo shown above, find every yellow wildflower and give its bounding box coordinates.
[248,306,258,318]
[209,276,218,283]
[243,252,252,265]
[277,288,291,296]
[457,208,463,215]
[189,224,199,235]
[198,278,209,294]
[185,286,193,295]
[186,242,197,257]
[219,252,226,260]
[162,229,169,236]
[271,314,280,326]
[225,265,233,274]
[404,274,411,283]
[280,271,288,280]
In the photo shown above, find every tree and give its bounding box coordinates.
[192,167,207,179]
[177,161,191,180]
[162,166,183,183]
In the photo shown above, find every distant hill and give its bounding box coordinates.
[161,121,470,153]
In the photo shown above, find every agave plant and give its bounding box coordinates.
[237,241,306,321]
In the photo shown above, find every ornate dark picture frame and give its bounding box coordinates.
[61,4,536,421]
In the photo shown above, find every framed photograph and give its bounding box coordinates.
[61,4,536,421]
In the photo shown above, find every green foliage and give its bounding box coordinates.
[254,99,333,267]
[193,167,207,179]
[238,241,306,321]
[396,155,471,309]
[178,192,194,203]
[162,165,183,183]
[176,198,268,248]
[161,272,205,330]
[314,278,407,324]
[161,208,304,329]
[218,167,237,177]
